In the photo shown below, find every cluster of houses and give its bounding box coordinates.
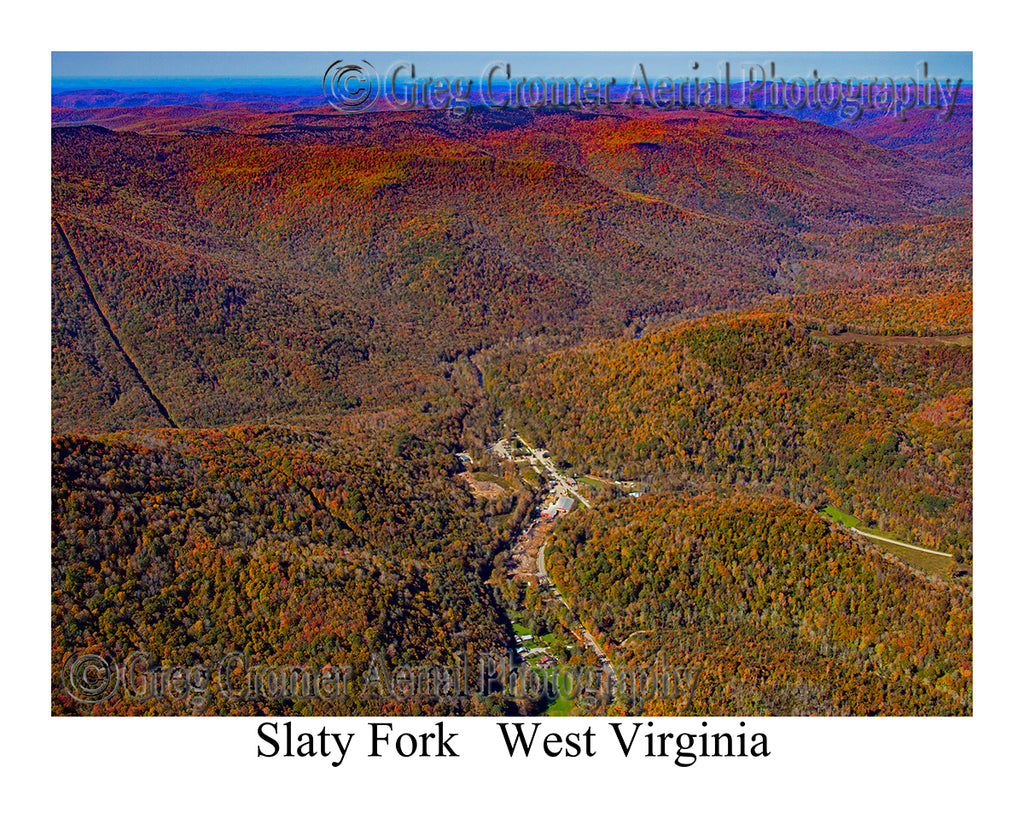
[513,632,557,666]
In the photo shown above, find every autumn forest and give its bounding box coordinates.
[52,87,972,716]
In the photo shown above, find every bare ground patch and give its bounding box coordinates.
[459,471,508,500]
[508,517,556,580]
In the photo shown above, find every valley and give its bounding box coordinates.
[51,98,972,716]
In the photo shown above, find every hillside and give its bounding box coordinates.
[487,309,972,562]
[52,425,518,715]
[544,494,971,715]
[52,108,969,431]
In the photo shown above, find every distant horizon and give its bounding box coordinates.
[51,76,323,93]
[52,51,973,89]
[53,77,976,91]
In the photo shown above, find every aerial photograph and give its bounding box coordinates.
[51,51,972,718]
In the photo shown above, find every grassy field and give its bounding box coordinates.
[508,618,575,714]
[861,535,954,579]
[821,505,952,579]
[541,682,575,716]
[822,505,860,527]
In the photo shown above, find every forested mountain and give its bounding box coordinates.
[52,102,971,716]
[51,107,968,430]
[52,425,518,715]
[544,494,971,715]
[487,309,972,560]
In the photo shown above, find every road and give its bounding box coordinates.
[489,434,620,688]
[512,435,593,510]
[488,434,614,685]
[536,530,617,687]
[850,527,953,558]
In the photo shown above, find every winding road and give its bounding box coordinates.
[536,537,618,686]
[491,433,616,686]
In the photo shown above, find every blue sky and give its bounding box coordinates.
[52,51,972,89]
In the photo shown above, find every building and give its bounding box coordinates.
[541,495,575,517]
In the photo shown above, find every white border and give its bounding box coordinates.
[14,3,1017,815]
